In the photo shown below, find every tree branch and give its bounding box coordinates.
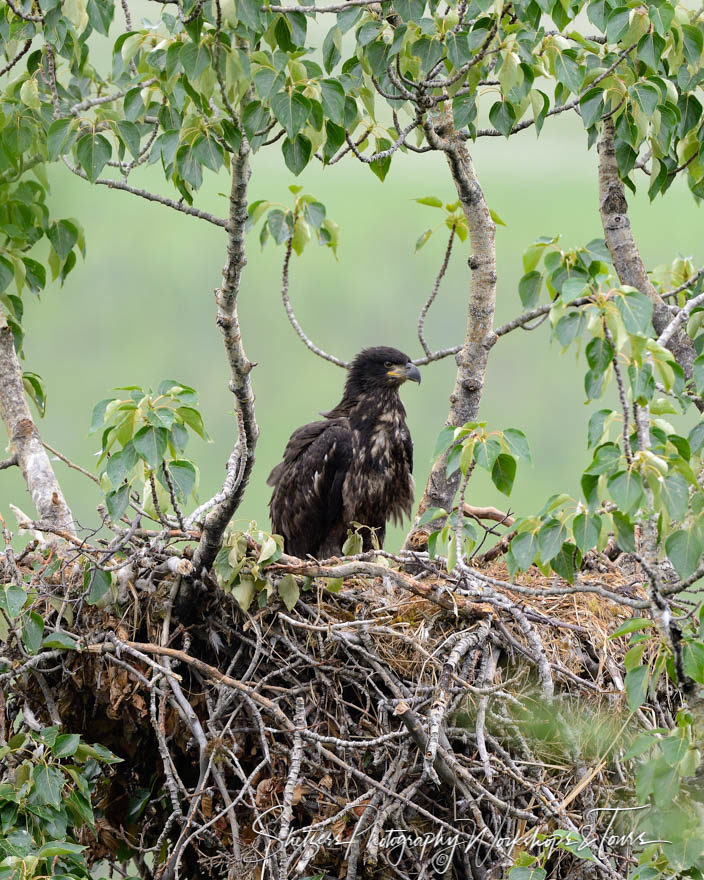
[192,134,259,576]
[418,226,455,357]
[410,109,497,528]
[0,314,74,536]
[62,158,227,228]
[597,118,704,411]
[281,239,348,367]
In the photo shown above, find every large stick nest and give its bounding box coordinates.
[1,535,678,880]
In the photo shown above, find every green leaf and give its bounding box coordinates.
[625,664,649,710]
[1,584,26,619]
[519,271,542,308]
[433,425,457,459]
[693,354,704,394]
[320,79,345,125]
[370,137,392,182]
[489,100,516,137]
[22,258,46,293]
[86,567,111,605]
[607,470,644,514]
[193,134,224,172]
[271,90,311,139]
[537,518,567,563]
[416,195,443,208]
[580,87,604,128]
[510,531,538,569]
[42,632,78,650]
[491,453,517,496]
[587,409,612,448]
[661,472,689,520]
[37,841,86,859]
[417,507,448,526]
[609,617,653,638]
[180,41,211,79]
[616,290,653,334]
[611,510,636,553]
[322,25,342,73]
[106,442,138,488]
[232,575,256,611]
[632,82,660,117]
[0,257,15,294]
[267,208,292,245]
[48,220,79,261]
[76,133,112,183]
[47,118,77,160]
[52,733,81,757]
[682,24,704,66]
[688,421,704,454]
[282,135,312,176]
[304,201,325,228]
[551,541,581,583]
[176,143,203,190]
[22,611,44,654]
[555,311,586,347]
[637,31,665,70]
[666,527,704,579]
[133,425,168,470]
[116,120,140,159]
[106,485,130,521]
[508,868,547,880]
[572,512,600,552]
[585,336,613,373]
[32,765,64,808]
[277,574,300,610]
[162,460,196,500]
[503,428,532,463]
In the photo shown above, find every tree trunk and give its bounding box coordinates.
[0,313,74,536]
[410,116,497,526]
[192,137,259,576]
[597,118,702,405]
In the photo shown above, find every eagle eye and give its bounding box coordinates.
[384,360,392,368]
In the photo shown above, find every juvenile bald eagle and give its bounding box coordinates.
[267,346,421,558]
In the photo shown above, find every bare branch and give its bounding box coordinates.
[418,226,455,357]
[192,133,259,576]
[410,108,497,525]
[281,239,348,368]
[657,290,704,349]
[662,266,704,300]
[603,323,632,465]
[62,158,227,228]
[5,0,42,21]
[185,420,246,529]
[344,120,419,164]
[43,441,100,484]
[0,39,32,77]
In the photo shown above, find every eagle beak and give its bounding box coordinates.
[387,362,421,384]
[405,363,421,384]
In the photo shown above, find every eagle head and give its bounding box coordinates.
[345,346,421,396]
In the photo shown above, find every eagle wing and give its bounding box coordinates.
[267,419,354,557]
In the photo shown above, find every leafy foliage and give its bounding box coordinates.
[89,380,205,522]
[0,724,120,880]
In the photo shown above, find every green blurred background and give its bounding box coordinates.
[2,109,702,550]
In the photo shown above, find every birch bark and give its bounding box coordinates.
[0,313,74,536]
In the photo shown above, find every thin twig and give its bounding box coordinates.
[280,239,348,368]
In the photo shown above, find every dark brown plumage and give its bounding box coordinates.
[267,346,421,558]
